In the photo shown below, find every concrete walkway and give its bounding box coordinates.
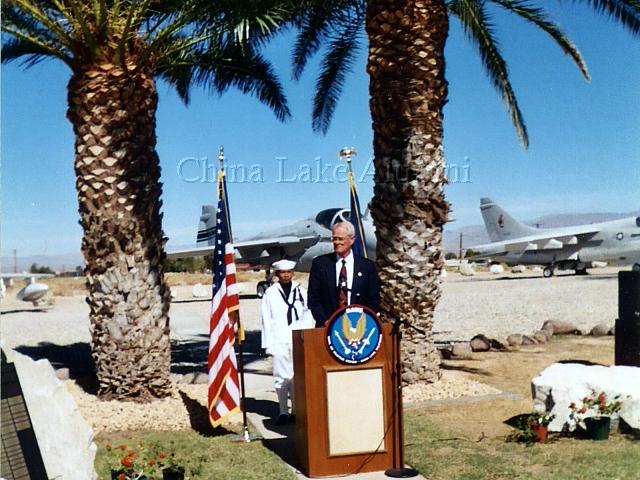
[241,357,427,480]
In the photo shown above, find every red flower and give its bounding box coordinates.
[117,474,126,480]
[120,456,133,468]
[569,402,576,409]
[119,444,127,451]
[598,393,606,402]
[579,407,587,414]
[148,459,157,466]
[159,452,166,459]
[127,450,136,458]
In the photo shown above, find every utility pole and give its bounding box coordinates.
[458,233,463,260]
[13,249,17,273]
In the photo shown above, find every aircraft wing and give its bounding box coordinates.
[167,235,321,265]
[501,227,600,253]
[470,226,601,258]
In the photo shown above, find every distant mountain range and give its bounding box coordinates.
[0,252,85,274]
[3,210,638,270]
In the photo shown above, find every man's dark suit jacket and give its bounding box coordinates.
[307,252,380,327]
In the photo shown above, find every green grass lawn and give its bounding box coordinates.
[405,410,640,480]
[95,430,295,480]
[95,414,639,480]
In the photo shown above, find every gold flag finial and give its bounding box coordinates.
[339,147,357,163]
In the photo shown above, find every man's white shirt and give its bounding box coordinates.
[334,250,354,304]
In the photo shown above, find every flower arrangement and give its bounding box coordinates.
[103,442,183,480]
[149,441,185,479]
[568,390,623,430]
[527,411,555,427]
[506,411,555,443]
[103,443,160,480]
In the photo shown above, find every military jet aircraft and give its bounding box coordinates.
[469,198,640,277]
[167,206,376,296]
[0,273,54,305]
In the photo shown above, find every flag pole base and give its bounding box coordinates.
[230,427,261,443]
[385,467,419,478]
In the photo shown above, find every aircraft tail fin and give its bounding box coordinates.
[196,205,217,246]
[480,198,538,242]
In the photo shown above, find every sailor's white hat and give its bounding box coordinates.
[272,259,296,271]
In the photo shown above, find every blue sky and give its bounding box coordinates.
[2,4,639,260]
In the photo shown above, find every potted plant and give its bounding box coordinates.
[152,442,185,480]
[527,411,555,443]
[506,412,555,444]
[568,390,623,440]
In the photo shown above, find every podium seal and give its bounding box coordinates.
[326,305,382,364]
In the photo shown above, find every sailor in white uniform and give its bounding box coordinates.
[261,259,310,425]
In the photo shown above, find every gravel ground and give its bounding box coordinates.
[0,267,621,432]
[433,268,618,342]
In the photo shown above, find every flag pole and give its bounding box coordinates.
[339,146,368,258]
[218,146,253,443]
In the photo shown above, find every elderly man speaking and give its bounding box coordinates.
[308,221,379,327]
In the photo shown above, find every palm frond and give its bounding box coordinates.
[564,0,640,37]
[449,0,529,147]
[1,35,69,67]
[291,0,364,80]
[157,41,291,121]
[490,0,590,80]
[6,0,75,48]
[311,16,363,134]
[156,51,194,103]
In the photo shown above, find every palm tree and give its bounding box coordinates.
[2,0,292,400]
[293,0,640,383]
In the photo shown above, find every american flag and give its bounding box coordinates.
[208,169,240,427]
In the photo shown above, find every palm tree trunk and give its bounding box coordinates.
[366,0,449,383]
[67,63,172,400]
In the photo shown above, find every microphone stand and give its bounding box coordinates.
[385,316,418,478]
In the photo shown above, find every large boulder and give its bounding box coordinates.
[4,347,97,479]
[531,363,640,432]
[459,262,476,276]
[507,334,523,346]
[489,264,504,274]
[533,331,548,344]
[451,343,473,359]
[541,320,580,335]
[191,283,209,298]
[590,323,610,336]
[470,334,491,352]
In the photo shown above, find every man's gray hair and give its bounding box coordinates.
[333,221,355,237]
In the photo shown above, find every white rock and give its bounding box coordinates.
[191,283,210,298]
[489,264,504,274]
[591,261,608,268]
[531,266,543,273]
[440,268,448,278]
[511,265,526,273]
[531,363,640,432]
[459,263,476,276]
[4,347,97,479]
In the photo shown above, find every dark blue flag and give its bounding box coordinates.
[349,179,368,258]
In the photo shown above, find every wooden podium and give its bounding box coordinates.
[292,324,400,477]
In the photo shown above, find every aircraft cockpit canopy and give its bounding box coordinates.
[315,208,352,230]
[636,217,640,227]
